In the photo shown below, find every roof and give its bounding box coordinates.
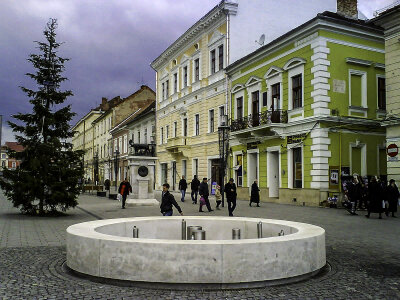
[5,142,24,152]
[110,100,155,135]
[226,11,383,74]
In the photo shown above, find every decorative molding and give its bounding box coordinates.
[245,76,262,87]
[231,84,245,94]
[346,57,373,66]
[283,57,306,71]
[264,66,284,79]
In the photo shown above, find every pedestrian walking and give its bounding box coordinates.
[215,185,222,209]
[199,177,213,212]
[250,179,260,207]
[386,179,399,218]
[346,176,360,215]
[160,183,183,216]
[365,176,383,219]
[178,175,187,202]
[225,178,237,217]
[118,178,132,209]
[190,175,200,204]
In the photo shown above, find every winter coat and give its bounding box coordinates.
[118,181,132,197]
[224,182,237,202]
[199,182,209,197]
[190,178,200,191]
[160,191,182,214]
[179,179,187,191]
[250,182,260,203]
[367,181,383,213]
[386,184,399,213]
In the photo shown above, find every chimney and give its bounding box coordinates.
[337,0,358,19]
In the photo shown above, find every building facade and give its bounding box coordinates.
[226,11,386,205]
[374,4,400,183]
[150,0,338,191]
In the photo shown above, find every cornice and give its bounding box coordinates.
[151,1,237,70]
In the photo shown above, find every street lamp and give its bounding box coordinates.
[114,149,120,191]
[218,115,230,208]
[94,151,99,185]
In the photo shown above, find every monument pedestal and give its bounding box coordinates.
[126,156,159,207]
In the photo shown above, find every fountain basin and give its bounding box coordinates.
[66,216,325,289]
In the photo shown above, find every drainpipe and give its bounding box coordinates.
[225,11,231,183]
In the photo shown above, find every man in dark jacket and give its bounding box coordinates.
[190,175,200,204]
[198,177,213,212]
[386,179,399,218]
[178,175,187,202]
[225,178,237,216]
[118,178,132,209]
[160,183,183,216]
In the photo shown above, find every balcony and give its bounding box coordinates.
[129,143,156,157]
[230,110,288,132]
[165,137,190,154]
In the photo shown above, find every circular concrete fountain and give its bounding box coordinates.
[66,216,325,289]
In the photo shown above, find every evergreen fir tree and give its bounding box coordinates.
[0,18,84,215]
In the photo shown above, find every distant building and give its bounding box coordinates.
[0,142,24,172]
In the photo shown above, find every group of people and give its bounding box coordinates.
[345,175,399,219]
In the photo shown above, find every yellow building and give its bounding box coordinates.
[72,109,102,182]
[374,4,400,182]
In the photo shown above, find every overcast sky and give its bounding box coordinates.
[0,0,396,143]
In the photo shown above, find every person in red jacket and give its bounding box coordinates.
[118,178,132,209]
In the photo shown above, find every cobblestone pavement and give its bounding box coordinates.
[1,190,400,299]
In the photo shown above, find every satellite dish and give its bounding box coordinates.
[255,34,265,46]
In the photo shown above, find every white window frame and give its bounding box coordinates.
[173,121,177,138]
[234,90,245,119]
[349,69,367,108]
[208,30,226,76]
[182,117,188,137]
[376,74,386,111]
[288,65,305,111]
[192,54,201,83]
[266,73,283,110]
[218,105,226,126]
[192,158,199,177]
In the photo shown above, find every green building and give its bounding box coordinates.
[225,12,387,206]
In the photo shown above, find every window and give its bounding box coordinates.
[193,159,198,176]
[378,77,386,110]
[173,121,177,137]
[293,147,302,188]
[166,80,169,98]
[271,83,280,110]
[12,162,16,168]
[166,125,169,140]
[236,154,243,187]
[209,109,215,133]
[118,138,122,152]
[174,73,178,93]
[210,49,216,74]
[131,133,135,144]
[162,82,165,100]
[138,131,141,144]
[351,74,362,107]
[183,118,188,136]
[219,106,225,125]
[292,75,302,109]
[218,45,224,71]
[161,163,168,184]
[161,127,164,144]
[237,97,243,119]
[183,66,188,88]
[194,58,200,81]
[124,135,128,153]
[144,128,148,144]
[262,92,268,107]
[182,160,187,177]
[195,114,200,136]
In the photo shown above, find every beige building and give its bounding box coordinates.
[374,3,400,182]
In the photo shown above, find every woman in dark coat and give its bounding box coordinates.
[365,177,383,219]
[386,179,399,217]
[250,179,260,207]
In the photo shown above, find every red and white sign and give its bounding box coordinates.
[387,144,399,157]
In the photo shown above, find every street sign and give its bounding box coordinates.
[387,144,399,157]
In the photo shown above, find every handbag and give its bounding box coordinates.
[200,197,206,205]
[117,193,122,202]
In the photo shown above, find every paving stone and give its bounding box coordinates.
[0,190,400,299]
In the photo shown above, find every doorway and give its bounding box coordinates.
[211,159,221,186]
[247,152,258,192]
[268,151,280,198]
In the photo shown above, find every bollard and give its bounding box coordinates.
[278,229,285,236]
[187,226,202,240]
[232,228,241,240]
[181,219,186,240]
[132,226,139,238]
[257,221,263,238]
[192,229,206,240]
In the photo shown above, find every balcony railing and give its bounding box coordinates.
[165,137,188,150]
[129,143,156,157]
[230,110,288,132]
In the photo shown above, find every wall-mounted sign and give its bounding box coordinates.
[333,79,346,94]
[387,144,399,157]
[287,133,307,144]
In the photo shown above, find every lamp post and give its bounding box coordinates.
[94,151,99,185]
[218,115,230,208]
[114,149,120,191]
